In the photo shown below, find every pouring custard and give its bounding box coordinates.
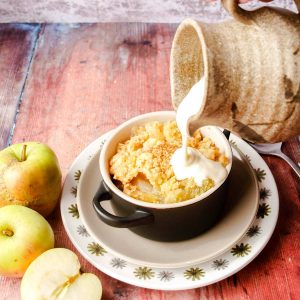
[109,79,229,204]
[171,78,228,186]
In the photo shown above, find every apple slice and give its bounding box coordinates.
[21,248,102,300]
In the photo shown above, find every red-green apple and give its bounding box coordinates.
[21,248,102,300]
[0,205,54,277]
[0,142,62,216]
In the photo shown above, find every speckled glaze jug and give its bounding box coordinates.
[170,0,300,143]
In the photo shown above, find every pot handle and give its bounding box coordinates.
[221,0,300,25]
[93,180,154,228]
[223,129,231,140]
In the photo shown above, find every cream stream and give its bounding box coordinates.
[171,78,227,185]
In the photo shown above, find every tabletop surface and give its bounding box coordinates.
[0,23,299,300]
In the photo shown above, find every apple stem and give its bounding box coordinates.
[2,229,14,237]
[21,144,27,162]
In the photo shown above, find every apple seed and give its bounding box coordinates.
[2,228,14,237]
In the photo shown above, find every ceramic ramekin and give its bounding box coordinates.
[93,111,232,241]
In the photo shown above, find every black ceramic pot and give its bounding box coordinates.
[93,111,232,242]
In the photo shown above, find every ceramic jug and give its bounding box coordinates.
[170,0,300,143]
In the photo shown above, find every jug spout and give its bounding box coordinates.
[170,14,300,143]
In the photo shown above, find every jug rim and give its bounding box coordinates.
[170,18,209,116]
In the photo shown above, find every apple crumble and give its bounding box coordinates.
[109,121,228,204]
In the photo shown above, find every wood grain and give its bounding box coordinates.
[11,23,175,175]
[7,23,175,300]
[0,23,40,148]
[0,23,299,300]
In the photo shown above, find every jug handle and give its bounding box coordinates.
[221,0,300,24]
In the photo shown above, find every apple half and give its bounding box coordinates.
[21,248,102,300]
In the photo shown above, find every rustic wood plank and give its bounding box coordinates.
[11,23,175,174]
[0,23,40,149]
[2,23,299,300]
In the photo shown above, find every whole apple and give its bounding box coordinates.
[0,205,54,277]
[0,142,62,216]
[21,248,102,300]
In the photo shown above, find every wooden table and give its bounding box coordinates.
[0,23,299,300]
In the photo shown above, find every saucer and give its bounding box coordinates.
[77,143,258,268]
[61,131,279,290]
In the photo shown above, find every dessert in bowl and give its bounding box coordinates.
[93,111,232,241]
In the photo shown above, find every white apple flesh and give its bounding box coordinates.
[0,205,54,277]
[21,248,102,300]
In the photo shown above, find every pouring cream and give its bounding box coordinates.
[171,78,228,185]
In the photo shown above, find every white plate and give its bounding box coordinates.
[61,131,279,290]
[77,142,259,268]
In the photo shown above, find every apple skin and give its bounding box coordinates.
[0,205,54,277]
[0,142,62,217]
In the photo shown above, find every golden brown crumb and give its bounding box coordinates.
[109,121,227,204]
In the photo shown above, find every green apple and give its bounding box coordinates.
[21,248,102,300]
[0,205,54,277]
[0,142,62,216]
